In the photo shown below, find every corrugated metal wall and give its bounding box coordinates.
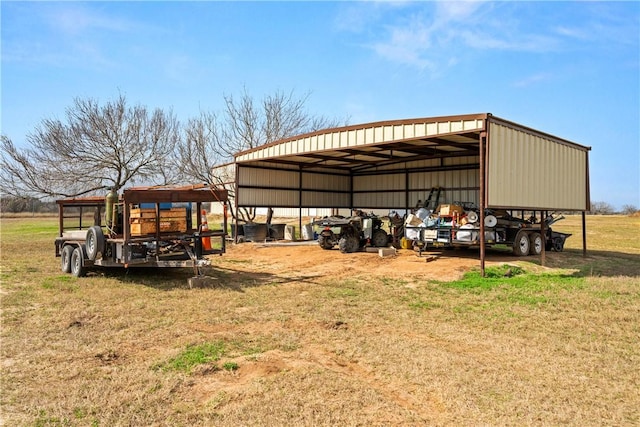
[353,161,480,209]
[236,165,351,208]
[237,159,481,210]
[487,120,589,210]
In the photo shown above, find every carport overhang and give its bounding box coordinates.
[233,113,591,274]
[235,113,487,178]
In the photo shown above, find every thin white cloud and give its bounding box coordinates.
[361,1,633,73]
[163,54,198,85]
[434,0,486,23]
[3,3,159,71]
[46,4,135,36]
[511,72,553,88]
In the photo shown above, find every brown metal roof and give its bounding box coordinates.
[235,113,489,172]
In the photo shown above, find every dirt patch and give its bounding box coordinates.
[217,242,511,282]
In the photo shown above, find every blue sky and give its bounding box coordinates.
[1,1,639,209]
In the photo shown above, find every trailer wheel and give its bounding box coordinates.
[512,231,530,256]
[553,237,565,252]
[545,238,554,252]
[318,233,334,250]
[70,247,87,277]
[86,226,105,260]
[339,235,360,253]
[61,245,74,273]
[529,232,543,256]
[372,229,389,247]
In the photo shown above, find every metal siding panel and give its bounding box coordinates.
[339,131,347,147]
[302,191,349,207]
[394,125,404,140]
[365,127,374,144]
[404,124,415,139]
[303,172,350,191]
[352,191,405,209]
[354,174,404,191]
[237,188,298,206]
[383,126,393,142]
[488,122,587,210]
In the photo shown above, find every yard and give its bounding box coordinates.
[1,214,639,426]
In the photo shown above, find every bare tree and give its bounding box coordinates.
[178,89,347,223]
[220,89,338,158]
[590,201,615,215]
[621,204,639,215]
[0,95,180,199]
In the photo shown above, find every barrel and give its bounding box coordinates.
[268,224,286,240]
[243,223,268,242]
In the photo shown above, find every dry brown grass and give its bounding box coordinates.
[1,215,639,426]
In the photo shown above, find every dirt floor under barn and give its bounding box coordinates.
[216,240,523,283]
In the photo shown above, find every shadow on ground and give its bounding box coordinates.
[413,246,640,278]
[98,265,322,291]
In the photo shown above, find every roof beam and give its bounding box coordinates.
[352,150,478,172]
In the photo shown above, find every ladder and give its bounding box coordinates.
[424,187,442,211]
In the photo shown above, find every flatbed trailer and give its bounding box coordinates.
[405,208,571,256]
[55,185,228,277]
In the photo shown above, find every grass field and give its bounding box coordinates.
[1,214,639,426]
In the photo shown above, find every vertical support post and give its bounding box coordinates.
[479,132,487,277]
[540,210,546,267]
[298,166,303,240]
[584,151,590,257]
[234,163,240,244]
[154,202,161,260]
[222,203,227,254]
[582,211,587,257]
[405,168,410,213]
[122,198,130,265]
[349,171,354,213]
[58,202,64,237]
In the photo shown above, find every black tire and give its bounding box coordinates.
[545,238,554,251]
[61,245,74,273]
[372,229,388,247]
[512,231,530,256]
[86,226,105,260]
[318,233,334,250]
[553,237,564,252]
[338,235,360,253]
[529,232,543,256]
[70,246,87,277]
